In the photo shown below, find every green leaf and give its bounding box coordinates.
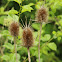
[7,35,13,40]
[32,23,40,30]
[4,14,19,26]
[52,31,56,34]
[9,53,20,62]
[0,7,4,13]
[8,0,22,4]
[1,30,9,36]
[9,9,18,14]
[1,55,10,61]
[35,1,43,9]
[14,0,22,4]
[59,20,62,26]
[57,37,61,41]
[0,16,6,25]
[21,5,33,13]
[28,3,34,6]
[47,42,57,51]
[3,43,14,52]
[8,14,19,22]
[41,34,51,41]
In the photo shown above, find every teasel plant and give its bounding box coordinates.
[36,5,48,62]
[9,21,19,62]
[21,18,34,62]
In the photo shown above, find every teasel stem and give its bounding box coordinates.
[27,48,31,62]
[0,47,4,62]
[0,47,4,56]
[14,37,18,62]
[38,23,42,62]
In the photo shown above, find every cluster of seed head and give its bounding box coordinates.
[22,27,33,48]
[9,21,19,37]
[9,5,48,48]
[36,6,48,22]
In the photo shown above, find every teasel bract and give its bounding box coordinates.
[36,5,48,23]
[9,21,19,37]
[36,5,48,62]
[9,21,19,62]
[22,23,34,62]
[22,27,33,48]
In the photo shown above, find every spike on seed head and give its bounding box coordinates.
[22,27,33,48]
[9,21,19,36]
[36,6,48,22]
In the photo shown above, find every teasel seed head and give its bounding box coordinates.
[9,21,19,37]
[36,6,48,22]
[22,27,33,48]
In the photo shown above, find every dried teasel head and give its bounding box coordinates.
[9,21,19,37]
[36,6,48,22]
[22,26,33,48]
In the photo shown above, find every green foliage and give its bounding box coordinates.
[3,43,14,52]
[41,34,51,41]
[21,3,34,13]
[1,53,20,62]
[47,42,57,51]
[0,0,62,62]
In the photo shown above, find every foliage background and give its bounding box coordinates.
[0,0,62,62]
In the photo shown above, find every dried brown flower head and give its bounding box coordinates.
[36,6,48,22]
[9,21,19,36]
[22,27,33,48]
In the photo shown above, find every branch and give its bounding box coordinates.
[38,23,42,62]
[14,37,18,62]
[27,48,31,62]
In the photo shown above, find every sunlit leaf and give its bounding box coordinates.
[1,55,10,61]
[3,43,14,52]
[32,23,40,30]
[21,4,33,13]
[47,42,57,51]
[41,34,51,41]
[0,16,6,25]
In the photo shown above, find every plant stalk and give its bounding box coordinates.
[27,48,31,62]
[14,37,18,62]
[38,23,42,62]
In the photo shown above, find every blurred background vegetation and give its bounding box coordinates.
[0,0,62,62]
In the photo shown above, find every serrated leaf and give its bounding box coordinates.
[21,5,33,13]
[47,42,57,51]
[14,0,22,4]
[9,9,18,14]
[28,3,34,6]
[8,0,22,4]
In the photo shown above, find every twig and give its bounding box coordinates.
[4,1,10,10]
[38,23,42,62]
[27,48,31,62]
[14,37,18,62]
[18,1,22,22]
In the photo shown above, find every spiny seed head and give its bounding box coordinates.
[36,6,48,22]
[9,21,19,36]
[22,27,33,48]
